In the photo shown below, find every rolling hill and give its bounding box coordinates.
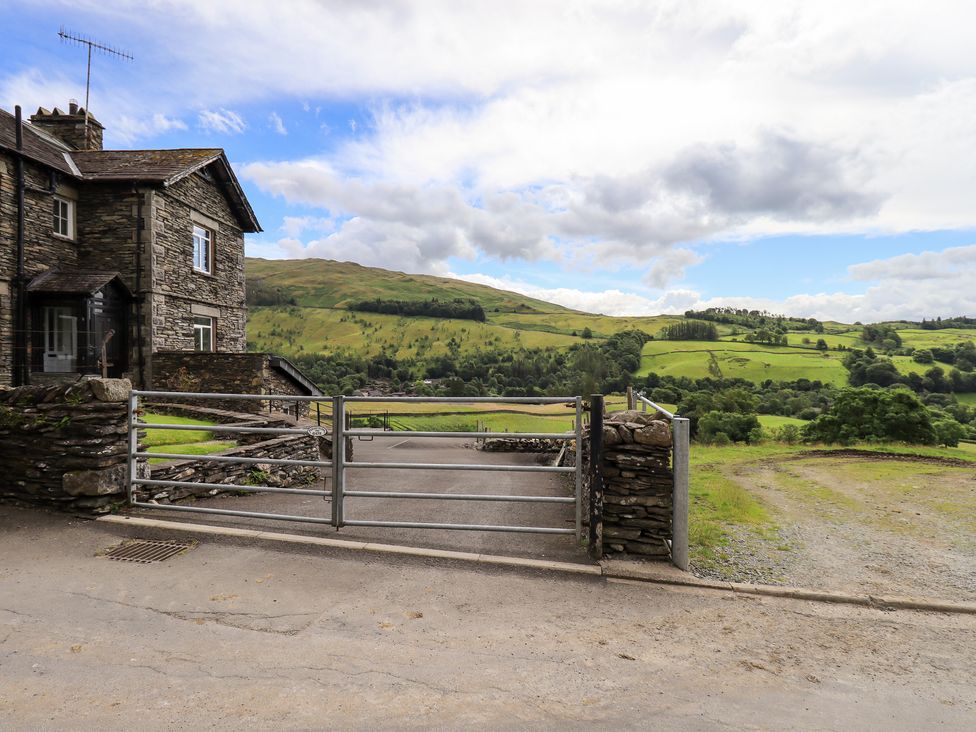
[244,258,976,391]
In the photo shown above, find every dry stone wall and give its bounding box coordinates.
[0,377,134,511]
[145,434,328,503]
[141,401,338,504]
[599,409,673,558]
[151,352,312,417]
[578,408,675,560]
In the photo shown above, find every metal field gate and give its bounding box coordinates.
[127,392,584,540]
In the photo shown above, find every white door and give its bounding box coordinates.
[43,306,78,372]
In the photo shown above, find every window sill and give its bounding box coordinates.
[52,232,76,242]
[192,268,216,278]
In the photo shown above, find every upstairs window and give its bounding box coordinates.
[193,316,214,352]
[192,224,213,274]
[53,196,74,239]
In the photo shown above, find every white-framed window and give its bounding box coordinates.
[193,316,214,352]
[53,195,74,239]
[192,224,213,274]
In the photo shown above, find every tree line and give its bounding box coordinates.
[348,298,487,322]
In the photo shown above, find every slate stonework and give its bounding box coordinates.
[581,408,675,560]
[1,114,252,390]
[151,351,313,417]
[0,377,135,511]
[145,434,329,503]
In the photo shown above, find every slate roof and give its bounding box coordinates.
[0,107,261,233]
[27,269,132,297]
[0,108,75,176]
[70,148,222,182]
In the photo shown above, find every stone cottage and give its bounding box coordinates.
[0,102,319,404]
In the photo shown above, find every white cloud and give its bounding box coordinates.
[453,243,976,322]
[280,215,334,238]
[849,244,976,282]
[0,68,186,145]
[643,249,704,289]
[197,108,246,134]
[7,0,976,318]
[268,111,287,135]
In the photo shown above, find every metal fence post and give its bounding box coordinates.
[671,417,690,571]
[332,395,345,528]
[588,394,604,559]
[127,389,139,506]
[574,396,583,541]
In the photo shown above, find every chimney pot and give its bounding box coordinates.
[69,100,79,114]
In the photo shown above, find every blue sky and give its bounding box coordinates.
[3,1,976,321]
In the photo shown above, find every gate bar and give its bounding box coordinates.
[133,422,313,436]
[574,396,582,540]
[344,429,575,439]
[345,396,577,404]
[129,500,335,524]
[134,390,327,402]
[343,490,574,503]
[127,390,139,506]
[133,451,332,469]
[134,477,331,497]
[346,461,575,473]
[332,395,345,527]
[343,519,575,534]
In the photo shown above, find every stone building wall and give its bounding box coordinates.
[147,171,247,362]
[0,377,133,511]
[0,151,82,385]
[75,183,147,381]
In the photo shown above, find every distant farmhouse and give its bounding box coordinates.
[0,102,318,401]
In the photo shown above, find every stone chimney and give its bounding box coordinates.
[29,100,104,151]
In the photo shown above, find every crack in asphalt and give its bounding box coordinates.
[64,591,318,634]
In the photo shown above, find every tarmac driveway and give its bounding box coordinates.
[1,505,975,730]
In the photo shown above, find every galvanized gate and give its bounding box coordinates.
[127,391,583,540]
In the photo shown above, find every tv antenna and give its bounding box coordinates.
[58,26,133,149]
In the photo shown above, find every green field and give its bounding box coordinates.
[757,415,807,430]
[140,413,236,463]
[637,340,850,385]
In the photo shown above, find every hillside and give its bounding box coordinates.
[246,257,575,314]
[245,258,687,358]
[244,258,976,393]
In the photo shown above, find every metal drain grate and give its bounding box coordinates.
[103,539,194,564]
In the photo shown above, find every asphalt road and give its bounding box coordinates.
[138,436,584,562]
[2,505,975,730]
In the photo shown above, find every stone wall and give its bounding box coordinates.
[599,410,673,558]
[582,408,675,560]
[144,434,329,504]
[151,351,313,416]
[0,151,82,386]
[0,377,133,511]
[147,172,247,359]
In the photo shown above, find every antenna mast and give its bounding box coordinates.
[58,27,133,149]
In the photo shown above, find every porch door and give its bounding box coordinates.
[43,306,78,372]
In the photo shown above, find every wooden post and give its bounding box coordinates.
[99,329,115,378]
[626,385,634,410]
[588,394,604,560]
